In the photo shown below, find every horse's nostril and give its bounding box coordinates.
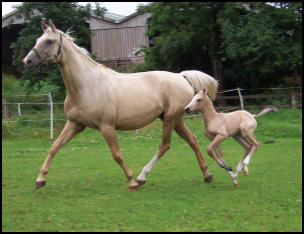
[185,107,191,113]
[27,59,32,64]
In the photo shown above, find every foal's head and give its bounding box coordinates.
[185,89,209,113]
[23,20,63,67]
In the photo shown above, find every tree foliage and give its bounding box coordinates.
[138,2,302,90]
[140,3,212,73]
[218,2,302,88]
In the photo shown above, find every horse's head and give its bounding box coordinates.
[185,89,208,113]
[23,19,63,67]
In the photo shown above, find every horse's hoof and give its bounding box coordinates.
[234,182,238,188]
[136,179,146,186]
[128,184,138,191]
[204,174,213,183]
[35,180,46,189]
[244,171,249,176]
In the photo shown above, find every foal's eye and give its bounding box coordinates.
[46,40,54,45]
[197,99,201,102]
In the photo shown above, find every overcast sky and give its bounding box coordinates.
[2,2,148,17]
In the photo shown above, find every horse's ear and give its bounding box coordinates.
[49,19,57,33]
[201,88,207,95]
[41,19,48,31]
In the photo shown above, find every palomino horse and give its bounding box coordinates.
[23,20,218,190]
[185,89,277,187]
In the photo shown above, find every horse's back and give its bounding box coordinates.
[112,71,194,129]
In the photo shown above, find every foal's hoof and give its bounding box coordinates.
[244,171,249,176]
[35,180,46,189]
[136,179,146,186]
[204,174,213,183]
[128,184,139,191]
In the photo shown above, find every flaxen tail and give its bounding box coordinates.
[254,106,278,118]
[180,70,218,100]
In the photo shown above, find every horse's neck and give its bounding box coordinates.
[58,39,111,98]
[202,96,218,124]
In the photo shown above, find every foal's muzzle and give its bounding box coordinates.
[185,107,191,113]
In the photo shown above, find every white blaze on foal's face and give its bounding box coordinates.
[185,90,206,113]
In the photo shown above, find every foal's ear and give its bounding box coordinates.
[41,19,48,31]
[49,19,57,33]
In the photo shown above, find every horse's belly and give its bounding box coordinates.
[115,108,163,130]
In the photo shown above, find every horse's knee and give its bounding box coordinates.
[161,143,170,154]
[207,146,213,156]
[49,145,58,156]
[113,153,123,164]
[244,148,250,156]
[251,140,260,152]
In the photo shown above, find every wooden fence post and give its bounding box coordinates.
[291,93,296,109]
[2,98,9,119]
[17,103,21,116]
[237,87,245,110]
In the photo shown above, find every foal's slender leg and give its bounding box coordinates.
[206,135,233,172]
[136,118,176,186]
[35,120,85,189]
[233,134,252,176]
[100,125,138,190]
[242,133,260,173]
[214,145,237,186]
[173,119,213,183]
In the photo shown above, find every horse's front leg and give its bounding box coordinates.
[174,119,213,183]
[136,117,175,186]
[206,134,233,172]
[35,120,85,189]
[100,125,138,191]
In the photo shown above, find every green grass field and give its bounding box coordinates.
[2,108,302,232]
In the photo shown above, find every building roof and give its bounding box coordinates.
[2,8,143,28]
[103,12,126,22]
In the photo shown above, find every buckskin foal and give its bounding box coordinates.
[185,89,277,187]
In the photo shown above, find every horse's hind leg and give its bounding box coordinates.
[35,120,85,189]
[233,134,251,177]
[136,117,176,186]
[173,119,213,183]
[242,132,260,173]
[100,124,138,191]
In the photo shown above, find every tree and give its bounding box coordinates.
[139,2,302,91]
[139,2,228,90]
[11,2,106,99]
[218,2,302,89]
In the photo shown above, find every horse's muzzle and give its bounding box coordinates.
[23,52,40,68]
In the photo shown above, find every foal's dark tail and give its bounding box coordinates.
[253,106,278,118]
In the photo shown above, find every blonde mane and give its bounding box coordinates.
[180,70,218,100]
[58,29,101,66]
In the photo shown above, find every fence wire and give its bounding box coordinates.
[2,87,302,140]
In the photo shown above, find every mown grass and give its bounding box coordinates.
[2,108,302,232]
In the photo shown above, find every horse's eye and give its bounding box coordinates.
[46,40,54,45]
[197,99,201,102]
